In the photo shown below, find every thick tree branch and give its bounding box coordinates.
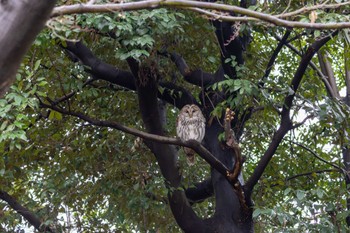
[185,178,214,204]
[0,190,54,232]
[63,41,196,108]
[64,41,136,89]
[281,31,338,121]
[245,32,336,194]
[52,0,350,29]
[170,52,215,86]
[0,0,57,96]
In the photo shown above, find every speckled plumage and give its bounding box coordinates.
[176,104,205,165]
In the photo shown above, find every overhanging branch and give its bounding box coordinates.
[51,0,350,29]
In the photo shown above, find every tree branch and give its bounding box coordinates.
[245,31,337,194]
[38,101,232,185]
[274,34,337,98]
[50,78,95,106]
[291,114,315,129]
[63,41,196,108]
[275,1,350,19]
[289,140,344,172]
[170,52,215,86]
[270,169,338,187]
[0,190,55,232]
[52,0,350,29]
[134,61,206,231]
[259,29,291,87]
[185,178,214,204]
[281,31,338,120]
[317,51,340,98]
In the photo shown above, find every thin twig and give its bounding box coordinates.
[288,140,344,172]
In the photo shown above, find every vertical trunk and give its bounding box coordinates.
[204,121,253,233]
[343,147,350,226]
[0,0,56,96]
[344,44,350,227]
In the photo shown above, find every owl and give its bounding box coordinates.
[176,104,206,165]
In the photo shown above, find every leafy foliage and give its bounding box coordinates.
[1,0,350,232]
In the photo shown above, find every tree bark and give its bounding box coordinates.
[0,0,56,96]
[0,190,54,232]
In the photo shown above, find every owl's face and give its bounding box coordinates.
[180,104,202,119]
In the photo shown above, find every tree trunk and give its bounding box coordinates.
[0,0,56,96]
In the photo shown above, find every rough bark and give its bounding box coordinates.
[0,0,56,96]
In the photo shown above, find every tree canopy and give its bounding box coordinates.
[1,0,350,232]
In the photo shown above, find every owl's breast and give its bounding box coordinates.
[179,118,205,141]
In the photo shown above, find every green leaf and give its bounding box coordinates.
[0,121,8,131]
[296,190,305,200]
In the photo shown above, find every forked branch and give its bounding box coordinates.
[245,31,337,194]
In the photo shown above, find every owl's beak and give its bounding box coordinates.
[189,112,193,118]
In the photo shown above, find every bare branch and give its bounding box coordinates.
[270,169,338,187]
[52,0,350,29]
[289,140,344,172]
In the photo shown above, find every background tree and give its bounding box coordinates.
[1,0,350,232]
